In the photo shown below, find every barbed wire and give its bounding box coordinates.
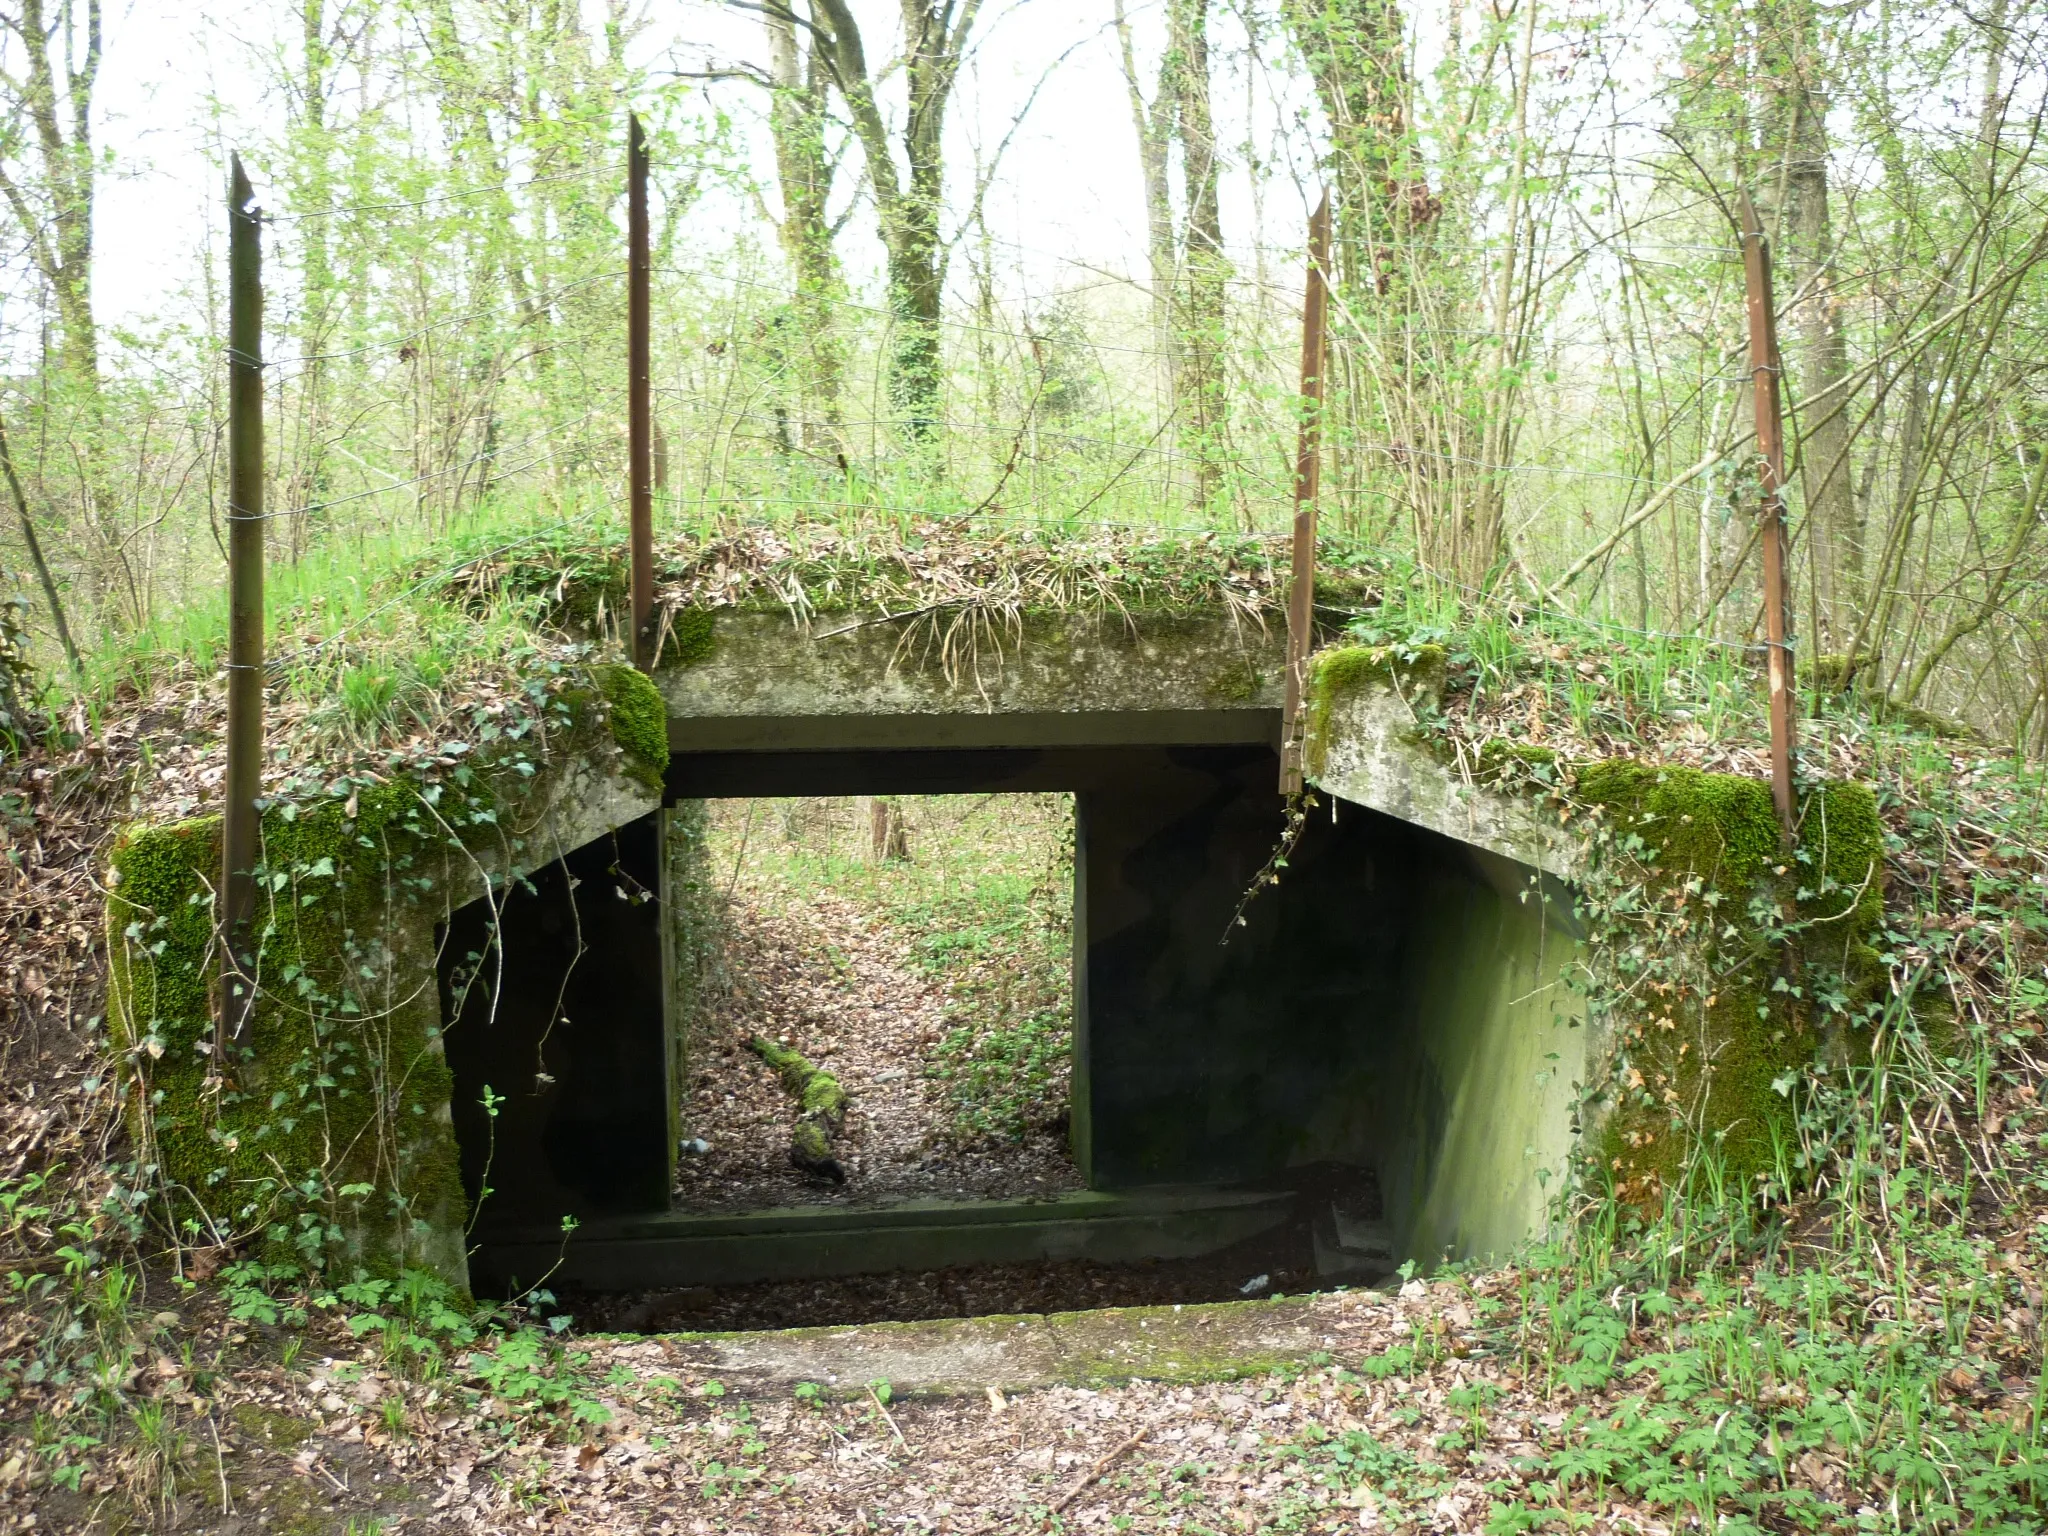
[243,402,622,526]
[265,167,615,226]
[256,269,627,373]
[656,399,1719,496]
[651,254,1758,355]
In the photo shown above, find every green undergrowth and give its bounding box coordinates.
[60,491,619,739]
[1253,1180,2048,1533]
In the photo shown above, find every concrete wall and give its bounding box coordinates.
[1377,843,1585,1265]
[1076,752,1405,1188]
[1304,648,1580,879]
[442,813,676,1226]
[1077,773,1586,1268]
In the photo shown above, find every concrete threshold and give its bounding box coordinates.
[470,1186,1298,1295]
[640,1289,1393,1398]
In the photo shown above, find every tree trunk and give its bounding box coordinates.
[812,0,984,449]
[1169,0,1228,512]
[1760,0,1856,644]
[1281,0,1450,555]
[765,2,847,455]
[1281,0,1419,303]
[1114,0,1178,398]
[0,409,77,674]
[0,0,110,609]
[869,796,910,862]
[290,0,335,560]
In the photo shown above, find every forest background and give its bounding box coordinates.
[0,0,2042,750]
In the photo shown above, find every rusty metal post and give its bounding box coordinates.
[1737,191,1798,842]
[1280,192,1332,796]
[222,154,265,1040]
[628,114,654,671]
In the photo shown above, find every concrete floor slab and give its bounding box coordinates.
[647,1287,1397,1397]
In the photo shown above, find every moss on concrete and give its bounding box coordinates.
[665,605,716,667]
[1301,643,1448,778]
[1474,739,1560,786]
[594,663,670,793]
[107,782,477,1279]
[1572,761,1886,1199]
[105,661,660,1284]
[662,1293,1336,1397]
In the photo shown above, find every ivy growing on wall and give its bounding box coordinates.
[104,656,666,1288]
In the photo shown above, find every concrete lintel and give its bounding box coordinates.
[667,707,1279,754]
[657,610,1287,732]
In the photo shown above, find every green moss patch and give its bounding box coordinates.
[1301,643,1449,777]
[1572,762,1886,1200]
[663,605,716,667]
[230,1402,316,1451]
[108,783,479,1278]
[749,1034,848,1178]
[594,663,670,792]
[1475,739,1560,786]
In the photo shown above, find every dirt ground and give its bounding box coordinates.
[7,1272,1562,1536]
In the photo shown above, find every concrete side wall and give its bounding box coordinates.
[1378,844,1587,1266]
[660,803,718,1155]
[444,814,675,1227]
[1305,667,1578,878]
[1078,772,1586,1272]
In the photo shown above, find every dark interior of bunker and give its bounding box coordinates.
[438,735,1575,1330]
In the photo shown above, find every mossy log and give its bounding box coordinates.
[749,1035,848,1182]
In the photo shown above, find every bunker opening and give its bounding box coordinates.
[438,730,1583,1329]
[672,793,1083,1214]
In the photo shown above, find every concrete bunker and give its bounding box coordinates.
[101,550,1887,1320]
[448,621,1587,1305]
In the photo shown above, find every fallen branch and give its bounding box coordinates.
[1046,1426,1151,1518]
[748,1034,849,1182]
[869,1382,909,1450]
